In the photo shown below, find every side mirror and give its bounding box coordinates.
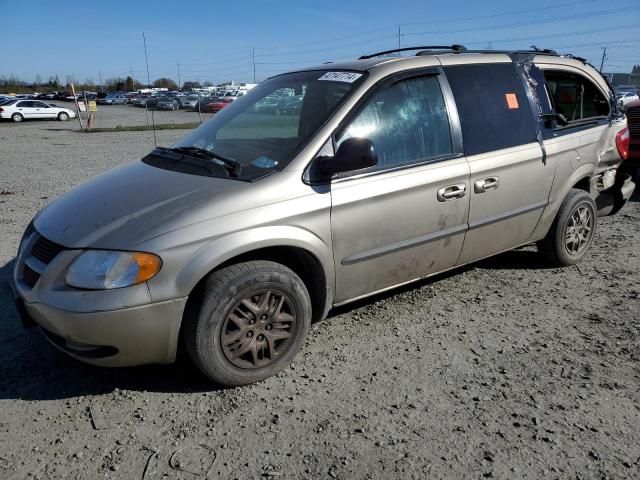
[315,138,378,178]
[540,112,568,127]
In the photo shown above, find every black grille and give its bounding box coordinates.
[628,107,640,135]
[31,235,65,264]
[19,232,67,290]
[23,264,41,288]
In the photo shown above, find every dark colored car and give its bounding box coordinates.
[145,97,161,109]
[156,97,180,111]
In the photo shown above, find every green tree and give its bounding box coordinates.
[125,76,135,92]
[48,75,60,88]
[153,77,178,90]
[104,77,127,91]
[181,80,201,91]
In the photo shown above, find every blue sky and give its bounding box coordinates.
[1,0,639,85]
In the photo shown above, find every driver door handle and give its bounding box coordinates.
[437,183,467,202]
[474,176,500,193]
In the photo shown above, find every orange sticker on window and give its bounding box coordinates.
[505,93,519,109]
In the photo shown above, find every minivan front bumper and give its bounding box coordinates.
[15,294,187,367]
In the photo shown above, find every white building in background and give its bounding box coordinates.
[137,87,169,94]
[191,83,258,95]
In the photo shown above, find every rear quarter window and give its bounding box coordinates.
[542,70,610,122]
[444,63,538,156]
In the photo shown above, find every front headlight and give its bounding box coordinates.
[65,250,161,290]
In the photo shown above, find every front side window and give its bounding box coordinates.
[336,75,453,171]
[167,70,365,180]
[543,70,610,123]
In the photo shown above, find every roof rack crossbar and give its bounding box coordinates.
[359,45,467,60]
[448,48,559,56]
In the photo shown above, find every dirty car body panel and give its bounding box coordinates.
[12,49,632,374]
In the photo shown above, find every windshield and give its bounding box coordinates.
[166,70,364,180]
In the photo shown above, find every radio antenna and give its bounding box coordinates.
[143,32,157,147]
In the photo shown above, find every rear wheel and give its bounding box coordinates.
[11,113,24,123]
[57,112,69,121]
[183,260,311,386]
[537,189,597,266]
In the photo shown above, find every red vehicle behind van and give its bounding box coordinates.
[626,100,640,164]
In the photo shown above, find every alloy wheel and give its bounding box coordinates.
[221,289,297,369]
[564,204,594,256]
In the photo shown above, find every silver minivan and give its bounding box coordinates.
[13,46,634,386]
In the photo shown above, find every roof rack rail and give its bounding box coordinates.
[359,45,467,60]
[445,48,590,65]
[448,48,559,56]
[358,45,587,65]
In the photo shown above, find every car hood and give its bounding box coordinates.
[34,160,247,249]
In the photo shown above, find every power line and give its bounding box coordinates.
[255,35,395,58]
[403,6,632,36]
[402,0,598,26]
[461,24,640,47]
[256,0,598,51]
[251,7,632,60]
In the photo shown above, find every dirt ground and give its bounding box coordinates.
[0,119,639,479]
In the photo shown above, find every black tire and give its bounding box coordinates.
[57,112,69,121]
[183,260,311,386]
[11,113,23,123]
[537,188,597,267]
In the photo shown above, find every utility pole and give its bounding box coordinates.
[397,25,401,50]
[599,47,607,73]
[177,59,181,90]
[130,66,134,91]
[142,32,157,147]
[251,48,256,83]
[98,70,103,93]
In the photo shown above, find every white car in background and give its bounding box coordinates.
[0,99,77,122]
[617,91,639,109]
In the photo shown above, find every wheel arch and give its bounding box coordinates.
[530,165,595,241]
[571,176,591,193]
[174,227,335,324]
[174,236,334,363]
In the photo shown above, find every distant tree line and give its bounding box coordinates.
[0,74,219,93]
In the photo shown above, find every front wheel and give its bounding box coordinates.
[57,112,69,121]
[183,260,311,386]
[11,113,24,123]
[537,189,597,266]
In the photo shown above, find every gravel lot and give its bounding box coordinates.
[0,119,639,480]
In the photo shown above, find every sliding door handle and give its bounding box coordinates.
[474,176,500,193]
[437,184,467,202]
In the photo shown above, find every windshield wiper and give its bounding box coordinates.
[166,146,242,177]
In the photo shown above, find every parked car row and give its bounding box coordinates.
[255,94,303,115]
[97,94,128,105]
